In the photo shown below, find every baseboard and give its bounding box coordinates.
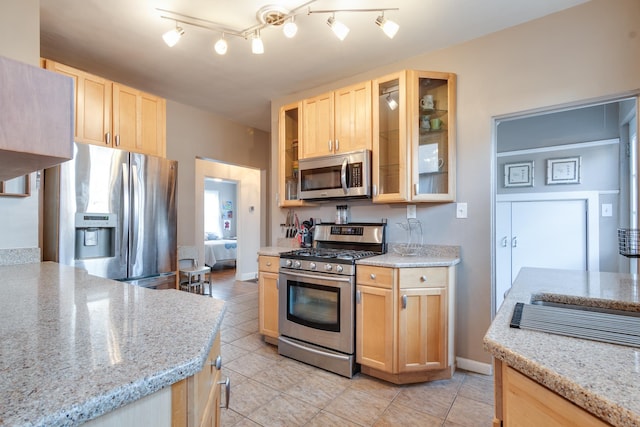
[238,271,258,281]
[456,357,493,376]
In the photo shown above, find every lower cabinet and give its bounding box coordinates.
[172,333,229,427]
[258,255,280,342]
[494,360,611,427]
[356,264,455,384]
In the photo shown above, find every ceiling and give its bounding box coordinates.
[39,0,588,132]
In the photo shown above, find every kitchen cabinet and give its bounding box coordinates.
[172,333,229,427]
[44,59,166,157]
[356,264,455,384]
[301,81,371,158]
[278,102,305,207]
[258,255,279,342]
[0,56,73,181]
[372,70,456,203]
[494,360,610,427]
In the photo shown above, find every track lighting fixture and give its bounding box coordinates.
[327,15,350,41]
[156,2,399,56]
[375,13,399,39]
[214,35,228,55]
[162,23,184,47]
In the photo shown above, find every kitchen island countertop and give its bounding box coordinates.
[484,267,640,426]
[0,262,226,427]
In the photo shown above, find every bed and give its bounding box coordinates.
[204,239,237,267]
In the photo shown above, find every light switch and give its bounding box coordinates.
[407,204,417,219]
[456,203,468,219]
[601,203,613,217]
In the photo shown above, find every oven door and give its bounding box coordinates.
[279,269,355,354]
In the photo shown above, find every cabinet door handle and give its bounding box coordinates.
[512,236,518,248]
[356,289,361,304]
[218,377,231,409]
[402,294,407,309]
[115,134,120,147]
[105,131,111,145]
[266,261,271,266]
[420,275,427,282]
[211,355,222,370]
[372,184,377,196]
[276,278,279,290]
[414,183,419,195]
[328,140,333,152]
[370,273,376,280]
[501,237,508,247]
[335,139,339,152]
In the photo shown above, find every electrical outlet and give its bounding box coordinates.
[456,203,468,219]
[407,205,417,219]
[601,203,612,217]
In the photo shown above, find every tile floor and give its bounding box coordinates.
[208,268,495,427]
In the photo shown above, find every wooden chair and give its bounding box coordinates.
[178,245,211,296]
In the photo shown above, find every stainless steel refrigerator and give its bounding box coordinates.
[43,143,178,289]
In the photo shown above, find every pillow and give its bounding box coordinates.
[206,232,220,240]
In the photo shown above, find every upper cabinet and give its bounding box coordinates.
[44,60,166,158]
[373,70,456,203]
[0,56,73,181]
[301,81,372,158]
[278,101,305,207]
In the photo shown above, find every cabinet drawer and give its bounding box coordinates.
[357,265,394,289]
[399,267,448,288]
[259,256,280,273]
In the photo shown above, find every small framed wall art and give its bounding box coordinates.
[546,157,581,185]
[504,161,534,187]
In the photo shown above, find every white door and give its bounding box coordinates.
[495,199,588,310]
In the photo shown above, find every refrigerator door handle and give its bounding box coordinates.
[131,163,140,266]
[121,162,130,264]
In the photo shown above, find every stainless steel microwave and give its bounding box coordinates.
[298,149,371,200]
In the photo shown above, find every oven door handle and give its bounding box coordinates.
[281,271,353,283]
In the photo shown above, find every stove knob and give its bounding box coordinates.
[293,260,302,269]
[285,259,293,268]
[309,262,317,270]
[324,264,332,271]
[336,265,344,273]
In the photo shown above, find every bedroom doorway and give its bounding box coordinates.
[204,178,238,277]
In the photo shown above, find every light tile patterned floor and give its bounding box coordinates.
[208,268,495,427]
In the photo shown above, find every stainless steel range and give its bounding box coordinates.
[278,222,387,377]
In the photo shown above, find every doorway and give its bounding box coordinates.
[204,178,238,278]
[492,96,638,314]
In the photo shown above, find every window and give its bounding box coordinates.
[204,190,222,238]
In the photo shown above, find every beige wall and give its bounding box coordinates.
[166,100,270,249]
[270,0,640,366]
[0,0,40,249]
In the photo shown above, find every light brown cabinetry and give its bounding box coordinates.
[172,332,228,427]
[356,264,455,384]
[258,255,280,342]
[301,81,372,159]
[372,70,456,203]
[494,360,611,427]
[44,60,166,157]
[278,102,305,207]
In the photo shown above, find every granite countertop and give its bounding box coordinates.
[484,267,640,426]
[258,246,297,256]
[357,244,460,268]
[0,262,226,427]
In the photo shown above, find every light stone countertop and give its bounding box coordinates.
[0,262,226,427]
[357,244,460,268]
[257,246,297,257]
[483,267,640,427]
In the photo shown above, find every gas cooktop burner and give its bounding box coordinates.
[281,248,380,261]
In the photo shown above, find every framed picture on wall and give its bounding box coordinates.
[504,161,534,187]
[546,157,581,185]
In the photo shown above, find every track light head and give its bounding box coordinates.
[251,31,264,54]
[327,15,349,41]
[375,14,399,39]
[283,17,298,38]
[214,36,228,55]
[163,25,184,47]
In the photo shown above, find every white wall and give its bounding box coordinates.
[0,0,40,249]
[270,0,640,365]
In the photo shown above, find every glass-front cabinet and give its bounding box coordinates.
[373,70,456,203]
[278,102,305,207]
